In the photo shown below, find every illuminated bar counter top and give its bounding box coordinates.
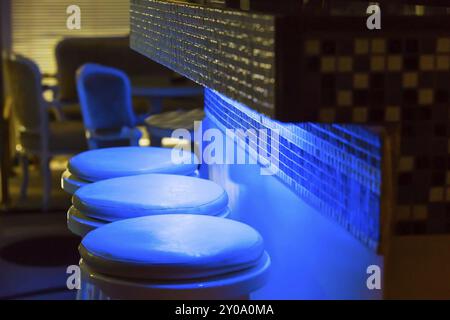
[130,0,450,299]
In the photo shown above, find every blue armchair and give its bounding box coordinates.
[76,64,142,149]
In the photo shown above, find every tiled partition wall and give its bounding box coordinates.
[302,36,450,236]
[130,0,450,250]
[205,88,382,249]
[130,0,275,115]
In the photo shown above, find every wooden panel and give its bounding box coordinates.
[385,235,450,298]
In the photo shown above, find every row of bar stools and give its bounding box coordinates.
[62,147,270,299]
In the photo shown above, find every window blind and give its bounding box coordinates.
[11,0,130,75]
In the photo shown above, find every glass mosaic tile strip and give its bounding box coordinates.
[205,88,382,249]
[130,0,275,115]
[131,0,449,122]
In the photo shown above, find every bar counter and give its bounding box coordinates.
[130,0,450,299]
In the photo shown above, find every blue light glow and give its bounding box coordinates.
[204,88,382,249]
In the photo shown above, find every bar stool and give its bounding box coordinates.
[68,174,230,237]
[61,146,199,194]
[78,214,271,300]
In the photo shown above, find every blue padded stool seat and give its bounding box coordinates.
[78,214,270,300]
[61,146,199,194]
[68,174,230,237]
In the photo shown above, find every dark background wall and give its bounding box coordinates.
[0,0,9,205]
[0,0,12,114]
[0,2,4,108]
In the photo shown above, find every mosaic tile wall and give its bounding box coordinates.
[205,88,382,249]
[301,36,450,236]
[130,0,275,115]
[130,1,449,122]
[303,37,450,124]
[130,1,450,240]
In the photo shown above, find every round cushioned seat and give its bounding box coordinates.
[78,214,270,300]
[68,174,229,237]
[61,146,199,194]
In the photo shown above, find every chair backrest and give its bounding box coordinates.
[2,53,45,135]
[76,63,136,132]
[56,36,173,103]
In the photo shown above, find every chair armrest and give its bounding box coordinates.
[43,100,67,122]
[41,85,69,121]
